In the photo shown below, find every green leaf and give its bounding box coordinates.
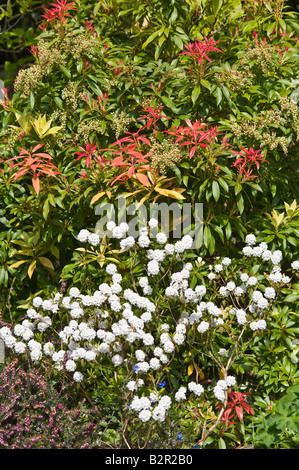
[212,180,220,202]
[191,85,201,104]
[236,193,244,213]
[234,183,242,195]
[29,91,35,110]
[215,87,222,105]
[59,64,71,79]
[218,438,226,449]
[142,30,160,49]
[200,79,211,90]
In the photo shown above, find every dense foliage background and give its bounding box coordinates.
[0,0,298,449]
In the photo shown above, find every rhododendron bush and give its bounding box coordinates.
[1,223,299,448]
[0,0,298,449]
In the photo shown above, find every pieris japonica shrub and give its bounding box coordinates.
[1,220,298,448]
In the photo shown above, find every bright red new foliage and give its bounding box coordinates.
[179,37,223,65]
[219,391,254,425]
[232,147,268,179]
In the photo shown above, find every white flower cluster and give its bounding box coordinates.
[1,224,297,425]
[130,394,172,423]
[213,376,236,402]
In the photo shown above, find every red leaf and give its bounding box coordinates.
[32,175,40,194]
[235,406,243,422]
[135,173,150,187]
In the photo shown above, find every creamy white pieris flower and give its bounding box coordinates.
[160,332,171,344]
[138,277,149,288]
[269,271,282,283]
[152,405,166,422]
[213,385,226,402]
[73,371,84,383]
[282,275,291,284]
[138,409,152,422]
[257,297,269,310]
[164,244,175,255]
[226,376,236,387]
[214,264,223,273]
[252,290,263,302]
[195,285,206,297]
[243,246,253,257]
[77,229,90,243]
[226,281,236,291]
[43,342,55,356]
[112,354,123,366]
[42,299,53,311]
[208,272,216,280]
[148,218,158,229]
[21,329,34,341]
[249,321,259,331]
[106,221,116,232]
[163,341,175,353]
[175,387,187,401]
[176,323,187,335]
[160,354,169,364]
[245,234,256,246]
[120,236,135,250]
[257,319,267,330]
[32,296,43,308]
[188,382,204,396]
[219,286,229,297]
[216,379,227,390]
[70,307,84,319]
[136,361,150,372]
[218,348,227,357]
[26,308,40,320]
[236,309,247,325]
[14,341,26,354]
[153,347,163,357]
[291,261,299,270]
[149,358,161,370]
[14,324,25,337]
[135,349,146,361]
[234,287,244,297]
[69,287,80,298]
[147,260,160,275]
[30,349,42,362]
[252,246,263,257]
[173,333,185,345]
[88,233,100,246]
[112,226,125,239]
[23,339,37,350]
[141,311,152,323]
[197,321,209,333]
[247,276,258,287]
[65,359,77,372]
[271,250,282,265]
[143,285,153,296]
[222,257,231,266]
[156,232,167,245]
[159,396,172,410]
[240,273,249,282]
[106,263,117,275]
[189,312,201,325]
[98,342,110,353]
[127,380,139,392]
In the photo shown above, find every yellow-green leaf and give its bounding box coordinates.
[38,257,54,271]
[9,259,28,269]
[28,260,37,278]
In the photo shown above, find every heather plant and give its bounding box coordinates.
[0,357,100,448]
[1,223,298,448]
